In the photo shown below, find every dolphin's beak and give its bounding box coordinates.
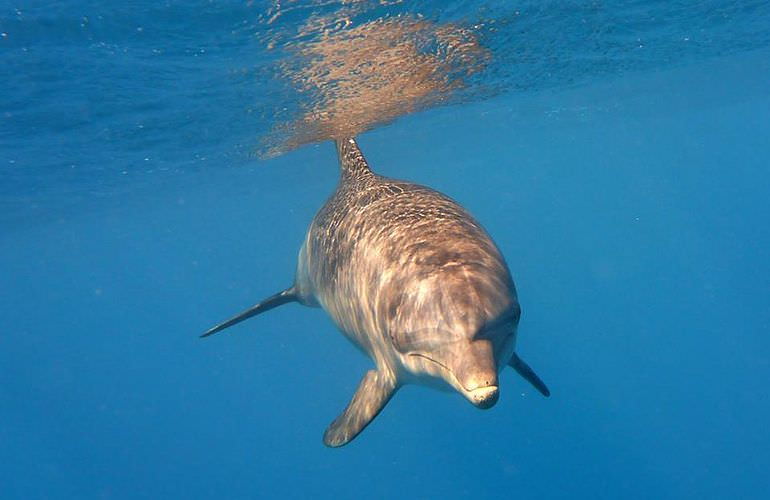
[467,385,499,409]
[452,339,500,409]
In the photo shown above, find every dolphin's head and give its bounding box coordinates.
[409,336,503,409]
[394,312,519,409]
[389,266,520,409]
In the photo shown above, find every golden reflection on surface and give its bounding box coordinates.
[261,8,489,156]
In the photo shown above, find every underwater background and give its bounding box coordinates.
[2,1,770,498]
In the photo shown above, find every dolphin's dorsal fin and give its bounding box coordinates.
[335,137,372,181]
[201,287,297,338]
[323,369,398,447]
[509,353,551,397]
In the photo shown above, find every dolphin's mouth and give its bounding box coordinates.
[409,352,451,373]
[467,385,499,409]
[408,353,499,408]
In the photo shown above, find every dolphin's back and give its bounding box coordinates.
[300,138,516,353]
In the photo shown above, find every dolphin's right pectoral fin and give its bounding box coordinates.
[201,286,297,338]
[323,370,398,447]
[509,353,551,397]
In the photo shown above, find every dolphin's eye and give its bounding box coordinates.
[474,310,518,340]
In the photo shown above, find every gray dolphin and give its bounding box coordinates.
[203,137,549,447]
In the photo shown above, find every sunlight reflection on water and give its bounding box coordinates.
[260,8,489,156]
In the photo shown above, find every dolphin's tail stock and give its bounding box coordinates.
[335,137,373,180]
[201,287,298,338]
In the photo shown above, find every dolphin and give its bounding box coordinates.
[203,137,549,447]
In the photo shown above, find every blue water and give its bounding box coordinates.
[2,1,770,498]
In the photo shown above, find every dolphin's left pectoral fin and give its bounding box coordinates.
[509,353,551,397]
[323,370,397,447]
